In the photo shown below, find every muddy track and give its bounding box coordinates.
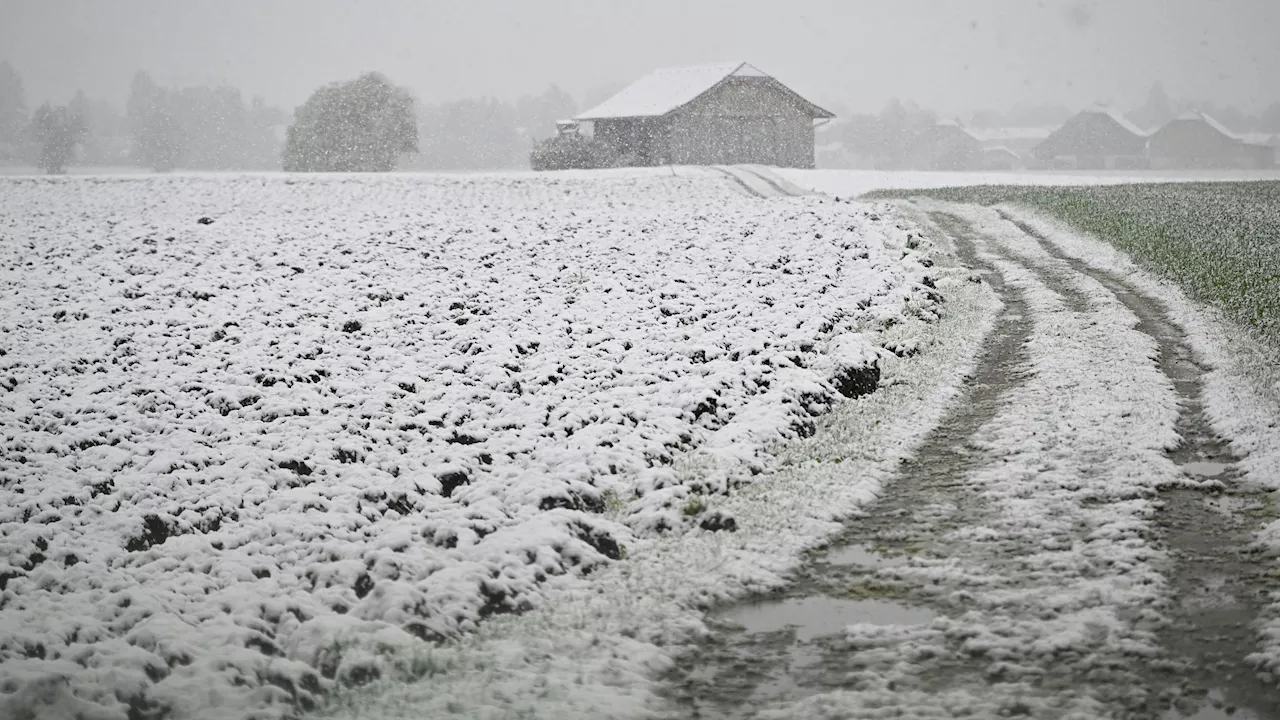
[1000,211,1280,719]
[734,167,804,198]
[655,193,1280,718]
[657,212,1037,718]
[707,166,768,198]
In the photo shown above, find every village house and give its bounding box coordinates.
[1239,132,1280,167]
[908,119,983,171]
[1031,105,1150,169]
[1148,112,1276,169]
[966,126,1055,170]
[980,146,1024,171]
[574,62,835,168]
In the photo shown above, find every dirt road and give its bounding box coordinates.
[661,194,1280,720]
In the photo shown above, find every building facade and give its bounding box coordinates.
[1031,106,1150,169]
[575,63,834,168]
[1149,112,1276,169]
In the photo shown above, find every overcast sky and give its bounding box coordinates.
[2,0,1277,116]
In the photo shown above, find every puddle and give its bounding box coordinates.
[1162,690,1262,720]
[1163,710,1258,720]
[749,646,822,701]
[823,544,903,568]
[1203,495,1265,516]
[1179,574,1244,611]
[1003,211,1280,718]
[1183,461,1231,478]
[721,595,936,641]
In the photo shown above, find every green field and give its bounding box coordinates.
[866,181,1280,348]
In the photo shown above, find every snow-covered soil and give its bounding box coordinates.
[0,171,940,718]
[779,168,1280,199]
[657,198,1280,719]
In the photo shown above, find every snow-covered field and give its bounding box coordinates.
[0,171,941,718]
[778,167,1280,198]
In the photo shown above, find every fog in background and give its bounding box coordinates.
[4,0,1277,114]
[3,0,1279,172]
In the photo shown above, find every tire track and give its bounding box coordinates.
[707,166,769,198]
[659,191,1276,718]
[999,209,1280,719]
[658,212,1038,718]
[734,167,806,198]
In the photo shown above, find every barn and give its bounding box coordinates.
[1031,105,1150,169]
[981,146,1024,171]
[1149,112,1275,169]
[909,119,983,171]
[574,62,835,168]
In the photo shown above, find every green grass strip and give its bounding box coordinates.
[866,181,1280,349]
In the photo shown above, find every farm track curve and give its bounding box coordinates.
[658,181,1280,719]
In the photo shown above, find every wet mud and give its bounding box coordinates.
[656,204,1280,719]
[657,212,1036,718]
[1000,211,1280,719]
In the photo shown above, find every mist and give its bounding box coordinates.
[2,0,1279,173]
[3,0,1277,115]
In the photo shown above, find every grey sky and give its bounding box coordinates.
[2,0,1277,116]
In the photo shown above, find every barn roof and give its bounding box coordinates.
[575,62,834,121]
[1239,131,1278,147]
[1082,105,1151,138]
[1032,105,1150,158]
[967,126,1056,142]
[931,119,981,142]
[1172,110,1240,140]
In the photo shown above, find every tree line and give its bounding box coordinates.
[0,61,581,174]
[5,59,1279,175]
[1,62,286,173]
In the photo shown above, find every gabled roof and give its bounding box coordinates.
[1172,110,1240,140]
[1032,105,1151,157]
[1239,131,1278,147]
[575,62,834,121]
[1080,104,1150,138]
[967,126,1056,142]
[931,118,981,142]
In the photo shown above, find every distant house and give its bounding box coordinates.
[1031,105,1150,169]
[1149,112,1275,169]
[574,62,835,168]
[1254,134,1280,167]
[968,126,1054,158]
[981,146,1024,171]
[902,119,980,170]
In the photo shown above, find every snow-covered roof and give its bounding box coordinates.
[932,118,980,143]
[1239,131,1277,147]
[983,145,1021,156]
[1082,104,1150,137]
[575,62,833,121]
[1172,111,1241,141]
[967,127,1056,142]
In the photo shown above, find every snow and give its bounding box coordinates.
[1086,104,1152,138]
[966,127,1056,143]
[776,167,1280,199]
[573,62,823,121]
[1172,111,1241,140]
[315,199,1001,719]
[988,205,1280,682]
[739,201,1187,717]
[575,63,748,120]
[0,171,939,718]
